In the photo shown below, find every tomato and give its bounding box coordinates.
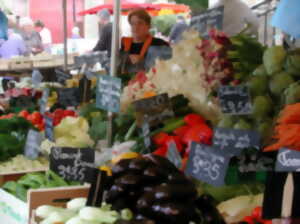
[252,207,262,220]
[54,109,64,119]
[152,132,169,146]
[18,110,29,119]
[153,146,168,157]
[30,112,43,125]
[63,110,76,117]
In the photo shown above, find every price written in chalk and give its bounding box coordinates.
[55,69,72,85]
[218,85,252,115]
[133,93,174,127]
[213,127,261,156]
[96,75,121,113]
[57,88,80,107]
[275,148,300,172]
[190,6,224,38]
[24,129,43,160]
[50,147,95,182]
[186,142,231,186]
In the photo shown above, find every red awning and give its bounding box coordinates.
[78,1,190,16]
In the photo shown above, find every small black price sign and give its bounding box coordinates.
[24,129,43,159]
[167,141,182,169]
[186,142,231,186]
[275,148,300,172]
[96,75,121,113]
[39,88,49,114]
[218,85,252,115]
[57,88,80,107]
[50,147,95,182]
[213,127,261,156]
[45,116,54,141]
[55,69,72,85]
[79,76,92,103]
[11,95,35,108]
[133,93,174,127]
[190,6,224,38]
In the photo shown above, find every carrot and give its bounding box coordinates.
[264,103,300,152]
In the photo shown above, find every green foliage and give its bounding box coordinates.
[175,0,208,13]
[152,14,177,36]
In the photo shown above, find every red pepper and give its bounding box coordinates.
[251,207,262,220]
[184,113,205,126]
[173,125,190,138]
[54,109,64,119]
[182,124,213,145]
[152,132,170,146]
[242,216,254,224]
[153,146,168,157]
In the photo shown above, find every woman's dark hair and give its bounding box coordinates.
[34,20,44,28]
[128,9,151,26]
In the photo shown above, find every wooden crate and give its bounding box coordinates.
[31,55,55,68]
[9,58,32,70]
[30,185,90,224]
[0,59,10,70]
[0,169,48,186]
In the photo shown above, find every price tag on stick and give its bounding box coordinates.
[185,142,231,186]
[86,169,107,207]
[218,85,252,115]
[50,147,95,182]
[167,141,182,169]
[275,148,300,172]
[96,75,121,113]
[39,88,49,114]
[213,127,261,156]
[24,129,43,160]
[45,116,54,141]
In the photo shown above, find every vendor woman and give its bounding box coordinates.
[119,9,171,74]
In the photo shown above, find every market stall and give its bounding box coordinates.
[1,0,300,224]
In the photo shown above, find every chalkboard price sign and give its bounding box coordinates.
[96,75,121,113]
[218,85,252,115]
[45,116,54,141]
[50,147,95,182]
[133,93,174,127]
[24,129,43,160]
[55,69,72,85]
[275,148,300,172]
[57,88,80,107]
[186,142,231,186]
[167,141,182,169]
[213,127,261,156]
[190,6,224,38]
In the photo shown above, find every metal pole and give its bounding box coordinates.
[107,0,121,147]
[63,0,68,71]
[73,0,76,23]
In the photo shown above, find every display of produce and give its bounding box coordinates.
[1,10,300,223]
